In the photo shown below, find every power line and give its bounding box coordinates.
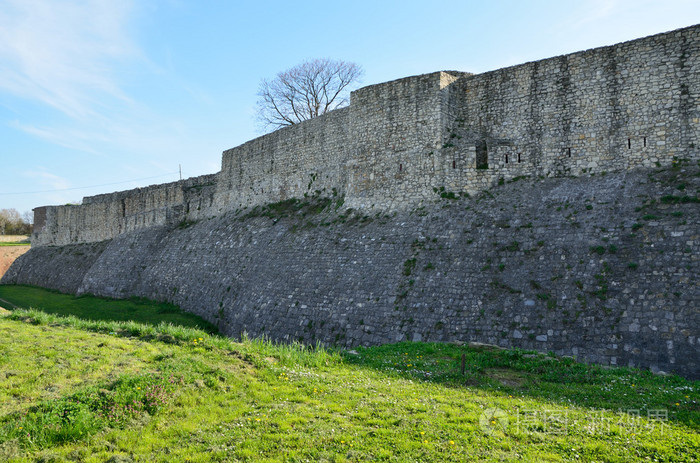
[0,172,181,196]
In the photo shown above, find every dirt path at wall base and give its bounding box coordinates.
[0,246,30,279]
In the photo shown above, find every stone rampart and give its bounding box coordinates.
[30,25,700,246]
[7,25,700,377]
[32,174,217,246]
[5,166,699,378]
[214,106,352,212]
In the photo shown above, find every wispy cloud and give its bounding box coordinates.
[23,169,72,191]
[0,0,218,174]
[0,0,137,120]
[569,0,620,29]
[21,169,76,204]
[9,120,107,154]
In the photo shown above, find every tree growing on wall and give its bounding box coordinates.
[256,59,363,131]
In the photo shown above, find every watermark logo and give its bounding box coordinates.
[479,407,509,435]
[478,407,668,436]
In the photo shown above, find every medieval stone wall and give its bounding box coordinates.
[7,25,700,377]
[5,166,699,378]
[30,25,700,246]
[31,174,217,247]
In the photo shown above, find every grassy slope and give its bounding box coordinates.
[0,304,697,462]
[0,285,216,333]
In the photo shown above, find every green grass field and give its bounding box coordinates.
[0,285,697,462]
[0,285,216,333]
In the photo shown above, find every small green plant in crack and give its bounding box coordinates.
[660,195,699,204]
[403,258,417,276]
[590,245,606,255]
[433,186,460,200]
[502,241,520,252]
[177,219,197,229]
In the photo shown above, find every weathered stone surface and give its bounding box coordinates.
[28,25,700,247]
[5,167,698,378]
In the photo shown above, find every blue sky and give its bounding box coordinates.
[1,0,699,216]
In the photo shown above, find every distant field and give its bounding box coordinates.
[0,235,30,243]
[0,245,29,279]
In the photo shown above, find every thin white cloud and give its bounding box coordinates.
[569,0,619,29]
[23,169,71,190]
[9,120,107,155]
[0,0,219,179]
[0,0,137,120]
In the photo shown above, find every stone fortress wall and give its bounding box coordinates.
[32,24,700,247]
[9,25,699,378]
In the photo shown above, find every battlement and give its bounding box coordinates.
[32,24,700,246]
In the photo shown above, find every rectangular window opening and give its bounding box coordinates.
[476,142,488,170]
[628,138,631,149]
[517,153,522,163]
[505,154,509,164]
[453,160,456,169]
[399,163,402,172]
[643,137,647,147]
[567,148,571,157]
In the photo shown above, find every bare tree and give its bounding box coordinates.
[257,59,363,131]
[0,208,30,235]
[22,210,33,226]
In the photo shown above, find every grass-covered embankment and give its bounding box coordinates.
[0,285,216,333]
[0,287,697,462]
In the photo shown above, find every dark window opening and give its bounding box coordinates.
[399,163,402,172]
[505,154,509,164]
[453,160,456,169]
[628,138,631,149]
[517,153,522,163]
[476,141,488,169]
[567,148,571,157]
[643,137,647,147]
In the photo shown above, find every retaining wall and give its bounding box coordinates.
[5,167,699,378]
